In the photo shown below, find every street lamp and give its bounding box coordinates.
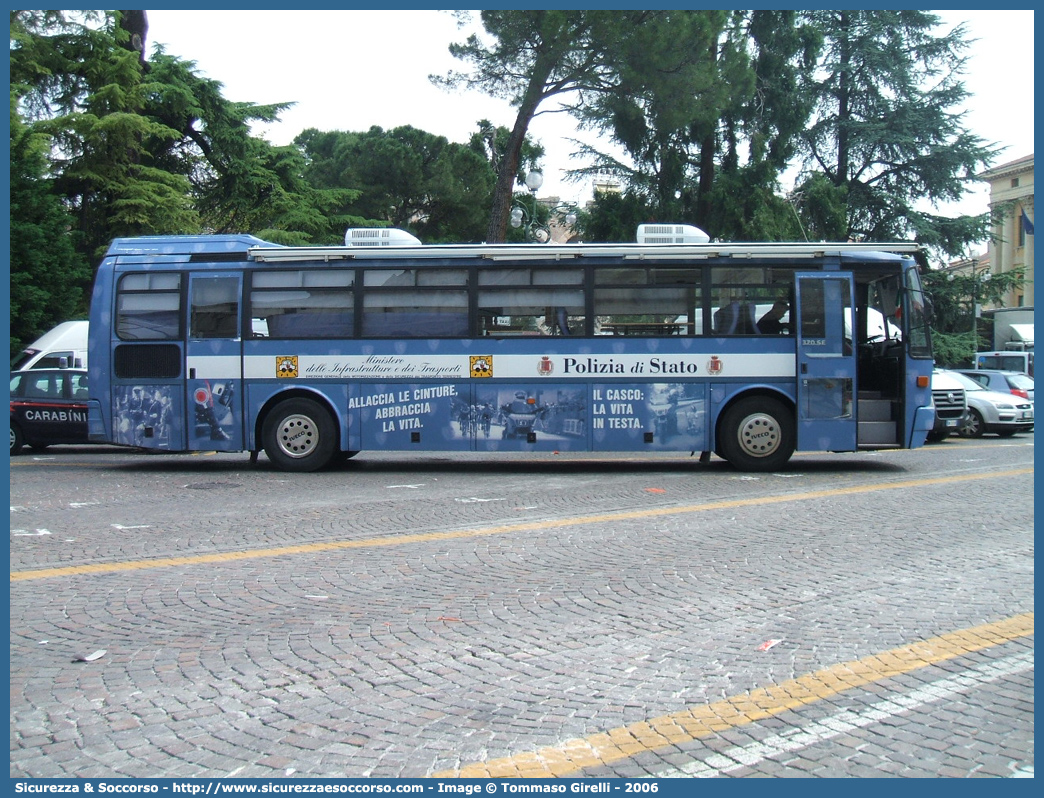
[525,169,544,194]
[973,270,991,351]
[509,170,579,243]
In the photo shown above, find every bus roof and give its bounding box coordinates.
[106,234,282,257]
[102,231,919,266]
[246,240,920,264]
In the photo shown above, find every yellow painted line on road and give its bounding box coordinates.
[432,612,1034,778]
[10,467,1033,583]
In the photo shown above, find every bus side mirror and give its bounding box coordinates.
[923,293,935,324]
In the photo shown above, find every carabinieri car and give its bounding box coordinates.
[10,368,90,454]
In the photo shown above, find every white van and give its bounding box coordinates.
[11,320,89,371]
[974,350,1033,378]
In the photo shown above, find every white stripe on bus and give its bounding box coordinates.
[233,353,797,381]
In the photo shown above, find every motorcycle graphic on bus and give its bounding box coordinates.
[497,390,548,439]
[192,381,234,443]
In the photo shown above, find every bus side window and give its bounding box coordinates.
[251,269,355,339]
[191,277,240,339]
[362,290,469,338]
[710,266,797,337]
[477,288,584,336]
[592,268,700,335]
[594,286,696,336]
[477,268,585,336]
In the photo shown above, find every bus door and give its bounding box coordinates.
[795,272,856,452]
[185,273,243,451]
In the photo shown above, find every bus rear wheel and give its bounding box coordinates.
[719,396,795,472]
[262,398,337,472]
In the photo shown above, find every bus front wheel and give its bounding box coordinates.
[262,398,337,472]
[719,396,795,472]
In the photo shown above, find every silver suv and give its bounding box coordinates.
[927,369,968,442]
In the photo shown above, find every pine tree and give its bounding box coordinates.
[295,125,494,243]
[565,11,821,242]
[796,10,998,254]
[11,11,199,261]
[9,106,92,355]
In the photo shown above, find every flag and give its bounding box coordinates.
[1022,209,1034,236]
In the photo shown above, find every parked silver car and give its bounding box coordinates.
[957,369,1034,403]
[941,370,1034,438]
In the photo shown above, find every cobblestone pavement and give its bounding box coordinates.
[9,437,1034,778]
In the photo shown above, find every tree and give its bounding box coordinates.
[787,171,849,241]
[11,10,360,257]
[797,10,998,255]
[143,51,360,244]
[567,11,995,251]
[295,125,495,243]
[574,188,654,244]
[465,120,551,243]
[565,11,822,243]
[702,11,822,240]
[570,10,735,230]
[922,264,1025,366]
[11,10,199,261]
[437,11,641,243]
[9,99,91,355]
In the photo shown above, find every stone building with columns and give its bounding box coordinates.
[980,154,1034,308]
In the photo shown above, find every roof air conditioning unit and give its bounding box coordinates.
[636,224,710,245]
[344,228,422,247]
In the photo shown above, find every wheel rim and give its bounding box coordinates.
[275,413,319,459]
[734,412,782,458]
[10,427,16,452]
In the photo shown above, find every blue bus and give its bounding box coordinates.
[86,226,936,472]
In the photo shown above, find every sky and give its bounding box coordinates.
[145,9,1034,223]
